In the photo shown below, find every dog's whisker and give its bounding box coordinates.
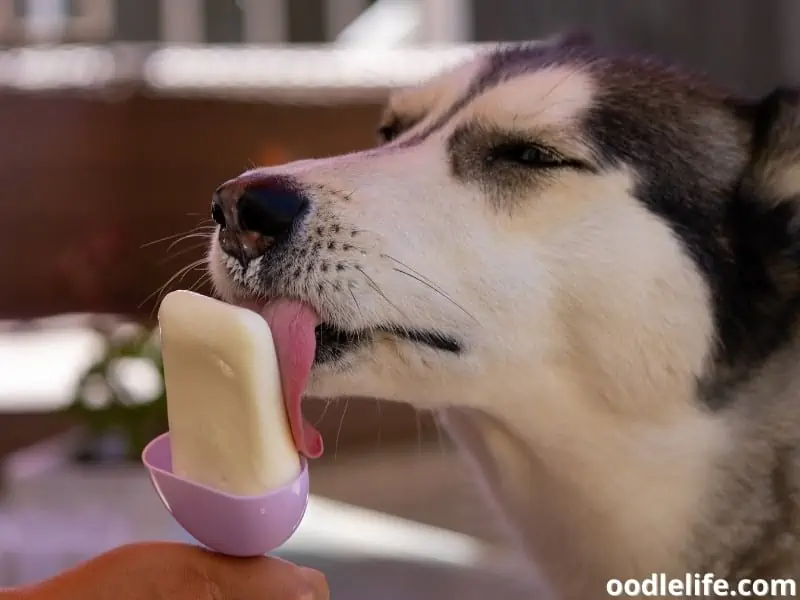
[415,408,423,457]
[158,241,213,265]
[374,397,382,450]
[165,231,215,255]
[148,260,205,303]
[432,416,448,458]
[187,272,212,294]
[383,254,478,323]
[334,398,350,461]
[314,398,333,428]
[355,266,411,322]
[139,258,207,315]
[141,226,214,249]
[348,286,366,327]
[185,212,213,221]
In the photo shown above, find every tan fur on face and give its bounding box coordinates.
[778,166,800,200]
[379,56,487,139]
[465,68,594,138]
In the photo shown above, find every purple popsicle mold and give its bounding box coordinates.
[142,432,309,557]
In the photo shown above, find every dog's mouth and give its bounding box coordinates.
[238,297,461,462]
[314,322,462,365]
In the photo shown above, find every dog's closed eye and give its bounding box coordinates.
[377,122,401,144]
[487,141,589,170]
[377,113,424,144]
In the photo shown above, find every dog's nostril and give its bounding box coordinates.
[211,196,227,228]
[237,178,308,238]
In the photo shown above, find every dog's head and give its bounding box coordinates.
[208,37,800,427]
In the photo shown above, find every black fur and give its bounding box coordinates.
[588,78,800,407]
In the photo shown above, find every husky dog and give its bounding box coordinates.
[207,34,800,599]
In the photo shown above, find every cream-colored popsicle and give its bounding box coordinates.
[158,290,301,495]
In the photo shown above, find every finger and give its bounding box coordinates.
[205,555,328,599]
[297,567,329,600]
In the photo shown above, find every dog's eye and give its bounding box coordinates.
[488,142,574,168]
[377,123,400,143]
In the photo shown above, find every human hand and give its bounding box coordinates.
[8,542,327,600]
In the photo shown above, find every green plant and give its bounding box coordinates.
[66,319,167,462]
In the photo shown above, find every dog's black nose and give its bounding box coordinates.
[213,175,308,238]
[212,174,308,265]
[239,178,309,238]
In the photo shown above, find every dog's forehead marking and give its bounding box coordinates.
[385,56,493,149]
[387,44,604,150]
[386,57,485,126]
[461,67,595,132]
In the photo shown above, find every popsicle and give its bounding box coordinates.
[141,290,311,557]
[158,290,302,495]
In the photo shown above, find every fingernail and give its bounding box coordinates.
[298,567,329,600]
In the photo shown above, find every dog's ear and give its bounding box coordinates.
[746,87,800,207]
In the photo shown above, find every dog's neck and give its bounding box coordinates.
[438,400,729,600]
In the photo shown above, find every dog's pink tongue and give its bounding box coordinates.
[260,300,324,459]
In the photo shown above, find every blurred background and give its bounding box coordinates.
[0,1,795,598]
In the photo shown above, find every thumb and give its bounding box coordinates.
[296,567,329,600]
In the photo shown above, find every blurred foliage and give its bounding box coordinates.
[65,318,167,462]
